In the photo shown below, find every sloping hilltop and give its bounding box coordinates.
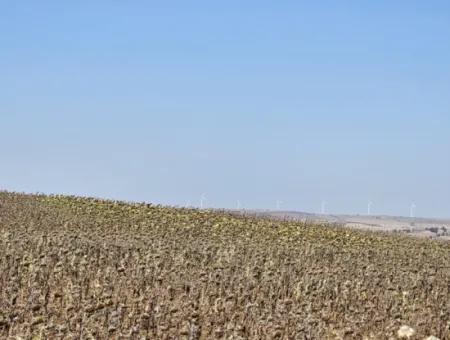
[0,192,449,339]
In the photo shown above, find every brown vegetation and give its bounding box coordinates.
[0,191,449,339]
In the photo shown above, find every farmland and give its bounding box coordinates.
[0,191,449,339]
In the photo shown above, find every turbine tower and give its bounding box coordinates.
[237,200,241,210]
[321,201,327,215]
[367,201,373,216]
[410,203,416,218]
[200,194,206,209]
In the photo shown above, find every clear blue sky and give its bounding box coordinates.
[1,1,449,217]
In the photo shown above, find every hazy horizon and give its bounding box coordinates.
[1,2,449,218]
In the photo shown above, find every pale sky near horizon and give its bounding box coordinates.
[1,2,449,218]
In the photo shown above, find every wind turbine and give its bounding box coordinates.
[367,201,373,216]
[200,194,206,209]
[237,200,241,210]
[321,201,327,215]
[276,200,283,211]
[410,203,416,218]
[185,200,191,208]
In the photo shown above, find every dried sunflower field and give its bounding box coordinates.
[0,192,449,339]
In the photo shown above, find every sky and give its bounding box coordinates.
[1,1,449,218]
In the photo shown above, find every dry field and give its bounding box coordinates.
[0,192,449,339]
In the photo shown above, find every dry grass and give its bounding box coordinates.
[0,191,449,339]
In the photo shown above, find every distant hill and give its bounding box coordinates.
[230,209,450,241]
